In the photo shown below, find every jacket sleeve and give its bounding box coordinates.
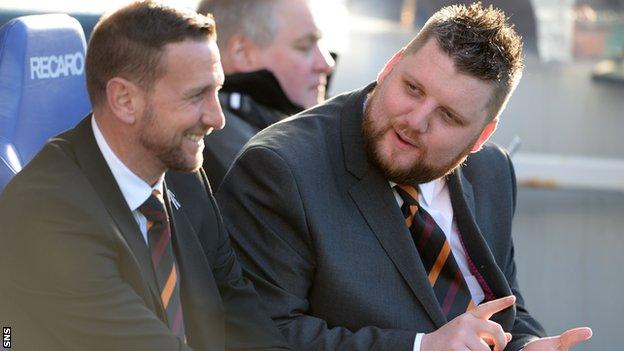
[195,168,291,351]
[217,146,417,351]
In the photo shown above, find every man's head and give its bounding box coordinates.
[363,2,523,184]
[86,1,225,181]
[197,0,335,108]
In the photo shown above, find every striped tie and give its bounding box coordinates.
[138,190,186,339]
[395,184,474,320]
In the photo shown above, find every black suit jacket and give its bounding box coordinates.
[0,116,289,351]
[216,84,545,350]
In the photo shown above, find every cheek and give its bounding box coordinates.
[266,50,312,85]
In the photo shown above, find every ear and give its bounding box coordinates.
[470,118,499,153]
[105,77,146,125]
[377,48,405,84]
[225,35,264,72]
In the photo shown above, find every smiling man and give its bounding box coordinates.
[0,2,289,350]
[197,0,335,189]
[216,3,591,351]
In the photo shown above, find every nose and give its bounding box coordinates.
[201,92,226,131]
[313,42,335,75]
[405,99,437,134]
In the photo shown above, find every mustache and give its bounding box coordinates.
[392,121,424,149]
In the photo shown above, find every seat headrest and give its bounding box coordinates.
[0,14,91,190]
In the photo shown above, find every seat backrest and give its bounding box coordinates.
[0,14,91,191]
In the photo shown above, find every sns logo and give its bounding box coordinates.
[30,52,85,80]
[2,327,10,348]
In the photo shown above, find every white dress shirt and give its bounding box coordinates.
[390,179,485,351]
[91,116,163,244]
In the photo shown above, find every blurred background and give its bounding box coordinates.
[2,0,623,349]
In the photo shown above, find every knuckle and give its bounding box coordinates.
[456,314,470,326]
[496,324,505,335]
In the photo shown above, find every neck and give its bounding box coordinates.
[95,114,165,186]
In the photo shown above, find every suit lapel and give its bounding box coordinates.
[68,117,160,301]
[447,169,515,329]
[162,178,222,309]
[162,176,224,347]
[342,85,446,328]
[349,172,447,327]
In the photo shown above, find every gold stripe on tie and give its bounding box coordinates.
[405,204,418,227]
[467,300,475,311]
[398,184,419,200]
[161,265,177,309]
[428,240,451,285]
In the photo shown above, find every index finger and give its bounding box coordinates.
[471,295,516,320]
[559,327,592,349]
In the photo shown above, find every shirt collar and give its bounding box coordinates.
[389,177,446,206]
[418,178,446,207]
[91,116,164,211]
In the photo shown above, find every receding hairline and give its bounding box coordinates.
[86,0,216,108]
[197,0,285,49]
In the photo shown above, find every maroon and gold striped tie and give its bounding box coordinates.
[395,184,474,320]
[138,190,186,339]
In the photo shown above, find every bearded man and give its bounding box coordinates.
[216,3,591,351]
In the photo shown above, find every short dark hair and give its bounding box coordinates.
[86,0,216,107]
[405,2,524,120]
[197,0,280,50]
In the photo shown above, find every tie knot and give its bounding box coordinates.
[395,184,420,207]
[138,190,167,222]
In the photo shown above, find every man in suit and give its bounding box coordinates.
[0,2,289,350]
[217,3,591,350]
[197,0,335,188]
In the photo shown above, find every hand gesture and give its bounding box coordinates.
[524,327,592,351]
[421,295,516,351]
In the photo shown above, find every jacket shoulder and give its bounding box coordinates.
[244,89,358,156]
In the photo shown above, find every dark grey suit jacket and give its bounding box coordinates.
[0,117,289,351]
[216,84,545,350]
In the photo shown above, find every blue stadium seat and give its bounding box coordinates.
[0,14,91,191]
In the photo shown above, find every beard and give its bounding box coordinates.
[138,104,203,173]
[362,88,475,185]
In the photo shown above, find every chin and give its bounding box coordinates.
[167,154,202,173]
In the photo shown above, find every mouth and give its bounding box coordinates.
[394,128,418,148]
[184,132,205,144]
[310,78,327,91]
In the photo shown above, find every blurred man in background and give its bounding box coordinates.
[197,0,335,189]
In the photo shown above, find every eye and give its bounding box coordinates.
[295,43,314,53]
[188,89,206,103]
[405,82,422,96]
[440,109,461,125]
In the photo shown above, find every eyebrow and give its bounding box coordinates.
[185,82,222,98]
[295,32,322,44]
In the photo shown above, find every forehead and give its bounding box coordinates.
[158,39,223,85]
[397,39,495,120]
[273,0,319,39]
